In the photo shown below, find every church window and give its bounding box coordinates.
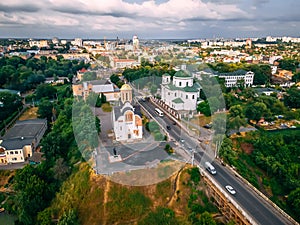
[125,111,133,122]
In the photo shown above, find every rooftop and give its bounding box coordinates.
[120,83,132,91]
[0,119,47,150]
[172,98,184,104]
[174,70,192,78]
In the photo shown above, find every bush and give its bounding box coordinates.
[101,103,112,112]
[188,168,201,185]
[154,132,164,141]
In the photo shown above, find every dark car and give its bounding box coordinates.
[166,125,171,130]
[203,124,212,129]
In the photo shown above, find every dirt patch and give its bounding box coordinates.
[167,165,194,216]
[240,142,254,154]
[190,115,212,127]
[18,107,38,120]
[0,170,15,191]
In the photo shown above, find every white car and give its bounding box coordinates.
[225,185,236,195]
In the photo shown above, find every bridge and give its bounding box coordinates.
[137,95,298,225]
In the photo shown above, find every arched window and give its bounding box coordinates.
[125,111,133,122]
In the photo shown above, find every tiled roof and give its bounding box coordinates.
[217,69,248,76]
[183,86,199,92]
[174,70,192,78]
[172,98,184,104]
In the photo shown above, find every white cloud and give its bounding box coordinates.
[0,0,298,38]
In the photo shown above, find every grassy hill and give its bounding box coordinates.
[39,163,224,225]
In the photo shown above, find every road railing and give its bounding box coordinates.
[224,162,299,225]
[197,165,259,225]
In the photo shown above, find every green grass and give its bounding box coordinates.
[106,187,151,223]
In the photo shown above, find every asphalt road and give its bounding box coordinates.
[139,98,294,225]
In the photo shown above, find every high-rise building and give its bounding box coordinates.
[132,35,139,51]
[73,38,83,47]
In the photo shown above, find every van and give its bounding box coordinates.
[205,162,216,175]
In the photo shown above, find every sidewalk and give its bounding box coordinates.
[0,161,28,170]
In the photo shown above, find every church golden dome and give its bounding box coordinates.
[120,83,132,91]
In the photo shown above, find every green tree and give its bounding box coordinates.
[52,158,71,182]
[37,208,54,225]
[245,102,269,122]
[110,74,120,84]
[229,105,244,118]
[197,101,211,116]
[36,84,57,100]
[13,165,55,225]
[82,71,97,81]
[284,87,300,108]
[197,211,217,225]
[227,105,247,130]
[287,188,300,220]
[95,116,101,134]
[279,59,299,72]
[57,209,79,225]
[0,91,22,121]
[38,98,54,121]
[150,84,158,95]
[247,64,271,85]
[219,138,237,166]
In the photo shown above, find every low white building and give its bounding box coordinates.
[112,84,143,142]
[0,119,47,164]
[194,69,254,88]
[217,70,254,88]
[161,70,201,111]
[110,58,140,69]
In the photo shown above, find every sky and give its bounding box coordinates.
[0,0,299,39]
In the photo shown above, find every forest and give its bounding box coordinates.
[0,55,88,92]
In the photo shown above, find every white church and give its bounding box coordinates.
[161,70,201,112]
[112,84,143,142]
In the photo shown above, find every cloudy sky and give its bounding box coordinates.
[0,0,299,39]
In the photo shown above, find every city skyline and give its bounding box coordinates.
[0,0,299,39]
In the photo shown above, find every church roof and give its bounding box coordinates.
[183,86,199,92]
[120,83,132,91]
[172,98,184,104]
[174,70,192,78]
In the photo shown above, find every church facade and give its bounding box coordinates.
[112,84,143,142]
[161,70,201,111]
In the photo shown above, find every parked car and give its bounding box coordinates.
[225,185,236,195]
[29,160,40,165]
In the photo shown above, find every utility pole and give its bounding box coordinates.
[191,150,195,166]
